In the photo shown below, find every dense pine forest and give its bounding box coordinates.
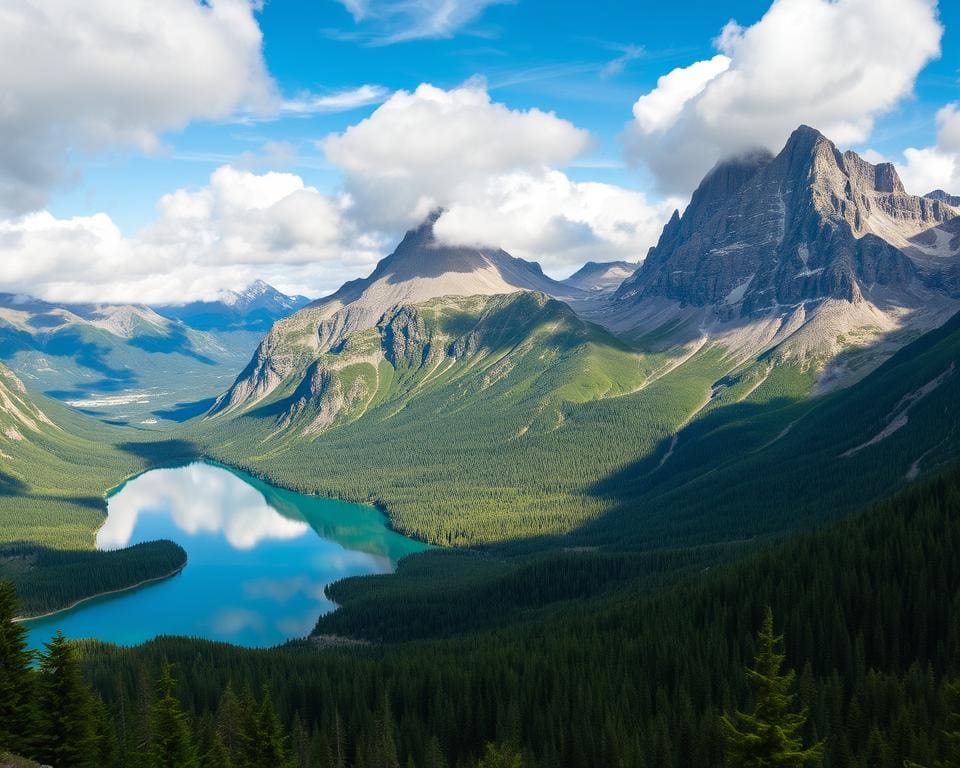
[2,459,957,767]
[0,541,186,617]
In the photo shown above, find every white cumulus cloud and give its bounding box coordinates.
[898,103,960,196]
[0,0,280,215]
[322,81,592,229]
[321,80,674,270]
[433,172,679,270]
[0,167,384,304]
[624,0,943,194]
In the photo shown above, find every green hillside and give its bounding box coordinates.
[197,291,743,545]
[197,293,960,552]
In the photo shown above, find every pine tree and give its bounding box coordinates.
[216,682,247,765]
[148,664,199,768]
[371,693,400,768]
[251,686,292,768]
[202,731,233,768]
[0,580,37,756]
[908,677,960,768]
[721,608,824,767]
[36,630,98,768]
[941,678,960,767]
[477,742,524,768]
[93,694,121,768]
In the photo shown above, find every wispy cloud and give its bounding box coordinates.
[280,85,389,116]
[235,85,388,124]
[485,62,600,90]
[600,43,645,78]
[332,0,515,45]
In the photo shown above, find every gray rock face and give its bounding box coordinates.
[616,125,959,317]
[926,189,960,207]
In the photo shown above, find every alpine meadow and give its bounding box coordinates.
[1,1,960,767]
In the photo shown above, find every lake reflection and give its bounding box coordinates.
[26,462,427,649]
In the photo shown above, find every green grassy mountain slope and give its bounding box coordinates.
[198,289,960,549]
[584,308,960,549]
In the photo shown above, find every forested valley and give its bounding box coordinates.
[2,458,958,767]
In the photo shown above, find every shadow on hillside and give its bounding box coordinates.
[0,470,28,496]
[154,397,217,423]
[0,472,103,509]
[117,438,203,466]
[128,326,216,364]
[45,329,138,384]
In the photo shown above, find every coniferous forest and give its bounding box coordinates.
[2,460,958,767]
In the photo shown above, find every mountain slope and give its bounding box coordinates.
[211,213,586,415]
[196,291,738,545]
[583,308,960,550]
[562,260,638,292]
[597,126,960,390]
[0,363,141,547]
[926,188,960,207]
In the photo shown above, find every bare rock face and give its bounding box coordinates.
[616,125,958,317]
[926,189,960,207]
[380,307,433,368]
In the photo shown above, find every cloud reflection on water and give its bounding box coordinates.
[97,463,310,550]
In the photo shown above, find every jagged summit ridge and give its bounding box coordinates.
[616,125,958,314]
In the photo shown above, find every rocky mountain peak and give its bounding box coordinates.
[209,215,585,416]
[562,261,639,292]
[616,124,958,316]
[926,189,960,207]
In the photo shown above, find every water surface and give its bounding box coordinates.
[26,461,426,649]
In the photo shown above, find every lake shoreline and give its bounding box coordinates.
[13,563,186,624]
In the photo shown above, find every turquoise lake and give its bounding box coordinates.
[25,461,427,649]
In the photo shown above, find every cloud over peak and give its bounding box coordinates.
[624,0,943,194]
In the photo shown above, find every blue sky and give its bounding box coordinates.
[2,0,959,302]
[49,0,960,231]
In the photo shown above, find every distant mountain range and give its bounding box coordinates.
[0,281,309,423]
[154,280,310,332]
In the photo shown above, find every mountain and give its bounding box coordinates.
[926,188,960,207]
[562,261,638,292]
[0,363,56,445]
[0,294,266,424]
[210,213,586,415]
[594,126,960,390]
[154,280,310,332]
[0,362,138,547]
